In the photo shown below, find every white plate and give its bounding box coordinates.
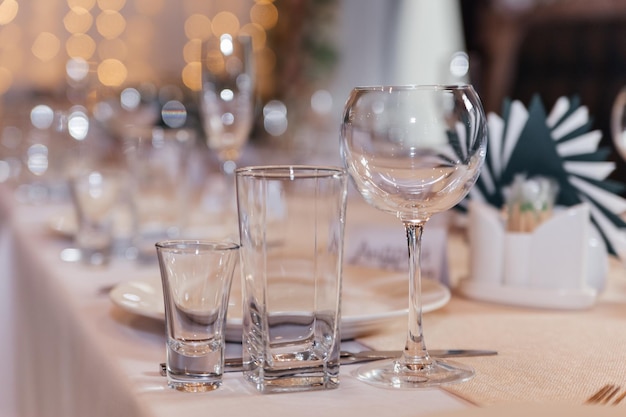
[109,265,450,341]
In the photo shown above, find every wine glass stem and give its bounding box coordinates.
[403,221,431,365]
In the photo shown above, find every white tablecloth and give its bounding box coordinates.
[1,185,470,417]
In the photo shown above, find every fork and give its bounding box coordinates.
[586,384,626,405]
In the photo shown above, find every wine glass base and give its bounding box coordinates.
[353,358,474,389]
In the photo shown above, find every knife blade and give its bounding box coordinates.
[340,349,497,363]
[159,349,497,376]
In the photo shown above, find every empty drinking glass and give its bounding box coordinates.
[124,127,196,261]
[156,240,239,392]
[236,165,347,393]
[70,168,126,266]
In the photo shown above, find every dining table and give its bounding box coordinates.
[3,173,626,417]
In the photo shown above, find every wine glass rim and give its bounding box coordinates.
[352,84,475,92]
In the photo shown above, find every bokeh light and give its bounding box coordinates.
[250,2,278,30]
[66,33,96,59]
[311,89,333,115]
[181,61,200,91]
[263,100,288,136]
[211,11,239,36]
[182,39,201,64]
[120,87,140,110]
[0,160,10,183]
[0,1,281,136]
[66,57,90,82]
[161,100,187,128]
[240,23,266,51]
[27,144,49,176]
[97,58,127,86]
[96,10,126,39]
[97,0,126,12]
[0,0,19,25]
[450,51,470,77]
[30,105,54,130]
[184,14,212,40]
[205,49,225,74]
[67,107,90,140]
[64,7,93,34]
[220,34,234,55]
[32,32,61,62]
[67,0,96,11]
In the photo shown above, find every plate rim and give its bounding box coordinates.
[109,272,450,340]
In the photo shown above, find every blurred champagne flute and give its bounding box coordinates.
[200,34,255,205]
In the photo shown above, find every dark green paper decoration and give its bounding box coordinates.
[466,94,626,257]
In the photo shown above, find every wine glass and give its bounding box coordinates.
[340,85,487,388]
[199,34,255,195]
[611,86,626,161]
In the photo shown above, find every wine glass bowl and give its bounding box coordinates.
[341,85,487,388]
[342,85,485,222]
[200,34,255,176]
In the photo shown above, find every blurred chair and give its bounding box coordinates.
[477,0,626,115]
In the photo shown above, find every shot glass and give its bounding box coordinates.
[236,165,347,393]
[70,168,124,266]
[156,240,239,392]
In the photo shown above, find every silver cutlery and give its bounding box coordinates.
[159,349,497,376]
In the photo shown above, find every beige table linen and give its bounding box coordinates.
[5,182,626,415]
[359,233,626,407]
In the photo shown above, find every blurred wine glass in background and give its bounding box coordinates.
[611,86,626,162]
[199,34,255,206]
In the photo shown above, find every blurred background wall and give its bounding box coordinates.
[0,0,468,117]
[2,0,626,180]
[461,0,626,183]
